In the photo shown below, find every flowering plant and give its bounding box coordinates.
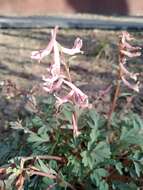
[0,28,143,190]
[31,26,90,136]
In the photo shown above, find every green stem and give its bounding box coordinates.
[107,70,121,129]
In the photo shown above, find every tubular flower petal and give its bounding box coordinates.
[59,38,83,55]
[63,80,89,107]
[121,76,140,92]
[120,50,141,58]
[119,63,139,81]
[55,90,75,107]
[52,41,61,77]
[31,26,58,62]
[121,31,134,42]
[43,77,63,93]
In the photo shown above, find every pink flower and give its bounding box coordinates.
[31,26,58,62]
[121,76,140,92]
[54,79,90,109]
[42,76,63,93]
[52,40,60,77]
[120,31,141,57]
[119,63,139,81]
[31,27,83,62]
[120,50,141,58]
[59,38,83,55]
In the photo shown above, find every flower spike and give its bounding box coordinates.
[119,31,141,92]
[31,26,89,136]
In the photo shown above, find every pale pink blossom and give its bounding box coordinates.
[31,26,58,62]
[120,31,141,57]
[43,76,63,93]
[55,90,74,107]
[52,41,61,77]
[119,63,139,81]
[121,76,140,92]
[59,38,83,55]
[120,50,141,58]
[120,31,141,92]
[121,31,134,42]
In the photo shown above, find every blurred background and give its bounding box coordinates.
[0,0,143,16]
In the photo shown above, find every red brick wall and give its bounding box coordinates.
[0,0,143,16]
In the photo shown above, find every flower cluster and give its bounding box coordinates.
[31,26,90,136]
[119,31,141,92]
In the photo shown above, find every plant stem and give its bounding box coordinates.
[63,59,72,82]
[20,155,64,169]
[29,169,57,179]
[107,69,121,129]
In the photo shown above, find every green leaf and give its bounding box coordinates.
[92,142,111,164]
[133,161,141,177]
[37,159,57,175]
[99,180,109,190]
[115,162,123,175]
[90,127,100,143]
[88,127,100,150]
[81,151,93,169]
[31,116,44,127]
[37,159,50,173]
[87,109,102,129]
[90,169,108,189]
[49,160,58,170]
[42,177,56,189]
[119,92,132,98]
[112,181,138,190]
[37,127,50,141]
[61,103,74,123]
[28,133,49,144]
[82,142,111,169]
[96,168,108,177]
[120,127,143,147]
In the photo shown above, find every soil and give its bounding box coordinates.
[0,28,143,128]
